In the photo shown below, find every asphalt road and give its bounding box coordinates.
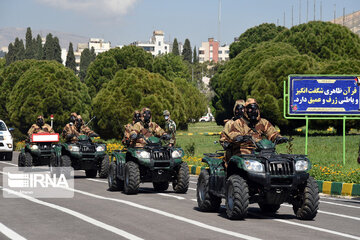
[0,152,359,240]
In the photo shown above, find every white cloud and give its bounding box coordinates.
[37,0,138,15]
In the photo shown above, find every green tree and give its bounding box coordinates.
[193,46,198,63]
[53,37,62,63]
[92,68,187,138]
[6,61,91,137]
[229,23,286,59]
[153,53,191,81]
[182,38,192,63]
[43,33,54,60]
[24,27,35,59]
[65,42,76,72]
[79,48,91,81]
[5,43,15,65]
[172,38,179,55]
[34,34,43,60]
[85,46,153,97]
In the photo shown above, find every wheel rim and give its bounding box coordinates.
[227,184,234,210]
[198,179,205,202]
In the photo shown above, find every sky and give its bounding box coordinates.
[1,0,360,48]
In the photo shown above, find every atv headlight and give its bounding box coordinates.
[69,145,80,152]
[30,145,38,150]
[295,160,308,171]
[136,151,150,159]
[96,145,105,152]
[244,160,264,172]
[171,150,182,158]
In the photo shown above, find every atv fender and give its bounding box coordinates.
[202,157,226,196]
[111,151,126,178]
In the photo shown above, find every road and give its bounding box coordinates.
[0,152,359,240]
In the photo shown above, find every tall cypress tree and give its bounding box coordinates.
[90,47,96,61]
[14,38,25,61]
[172,38,179,55]
[34,34,43,60]
[43,33,54,60]
[53,37,62,63]
[65,42,76,72]
[182,38,192,63]
[5,43,15,65]
[24,27,35,59]
[193,46,198,63]
[79,47,96,81]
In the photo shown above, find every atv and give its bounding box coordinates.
[18,133,60,168]
[56,135,109,178]
[197,136,319,220]
[108,135,189,195]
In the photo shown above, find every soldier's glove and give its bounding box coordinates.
[275,137,289,144]
[234,135,252,143]
[161,134,172,140]
[89,133,99,138]
[130,133,138,140]
[66,134,76,140]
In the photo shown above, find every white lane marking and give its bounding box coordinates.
[282,204,360,221]
[250,212,360,240]
[157,193,185,200]
[188,187,196,191]
[190,181,197,184]
[0,223,27,240]
[63,187,262,240]
[87,178,108,183]
[0,186,143,240]
[0,161,18,166]
[320,200,360,209]
[191,199,197,202]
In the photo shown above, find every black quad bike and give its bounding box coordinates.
[55,135,109,178]
[108,136,189,195]
[18,133,60,168]
[197,136,319,220]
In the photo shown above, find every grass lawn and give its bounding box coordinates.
[176,122,360,183]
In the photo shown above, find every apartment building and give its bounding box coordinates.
[198,38,229,63]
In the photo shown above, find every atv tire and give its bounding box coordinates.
[18,153,25,167]
[225,175,249,220]
[24,152,33,167]
[99,155,110,178]
[60,155,72,178]
[292,176,319,220]
[108,162,123,191]
[153,181,169,192]
[259,203,281,213]
[85,169,97,178]
[173,162,189,193]
[124,161,140,195]
[197,170,221,212]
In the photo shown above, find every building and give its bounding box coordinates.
[198,38,229,63]
[131,30,170,56]
[332,10,360,36]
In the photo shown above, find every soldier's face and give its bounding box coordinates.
[37,118,44,127]
[164,115,169,120]
[70,115,76,124]
[134,113,141,123]
[246,104,259,121]
[143,111,151,123]
[234,105,244,120]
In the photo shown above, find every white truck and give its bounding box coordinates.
[0,120,14,161]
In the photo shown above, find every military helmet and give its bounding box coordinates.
[163,110,170,116]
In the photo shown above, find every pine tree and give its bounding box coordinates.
[65,42,76,72]
[5,43,15,65]
[43,33,54,60]
[90,47,96,61]
[14,38,25,61]
[24,27,35,59]
[182,39,192,63]
[53,37,62,63]
[79,47,96,81]
[193,46,198,63]
[34,34,43,60]
[172,38,179,55]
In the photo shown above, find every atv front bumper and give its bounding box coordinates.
[247,171,309,190]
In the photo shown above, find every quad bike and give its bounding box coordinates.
[197,136,319,220]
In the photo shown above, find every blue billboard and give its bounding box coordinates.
[289,75,360,115]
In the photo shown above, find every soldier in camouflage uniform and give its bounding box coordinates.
[122,110,141,146]
[28,115,55,137]
[163,110,176,146]
[62,112,80,142]
[76,115,98,137]
[129,107,168,148]
[227,98,288,156]
[219,100,245,166]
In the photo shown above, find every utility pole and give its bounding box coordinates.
[306,0,309,22]
[218,0,221,45]
[299,0,301,24]
[334,4,336,23]
[292,5,294,27]
[277,18,279,26]
[313,0,316,21]
[284,11,286,27]
[343,8,345,26]
[320,1,322,21]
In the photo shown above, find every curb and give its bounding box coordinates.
[188,165,360,197]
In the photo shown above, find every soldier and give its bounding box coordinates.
[227,98,288,156]
[163,110,176,146]
[219,100,245,166]
[28,115,54,137]
[76,115,98,137]
[122,110,141,146]
[62,112,80,142]
[129,107,168,148]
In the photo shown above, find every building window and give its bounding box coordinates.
[158,50,161,55]
[225,50,229,54]
[199,50,204,54]
[158,42,161,46]
[218,50,222,54]
[165,46,167,50]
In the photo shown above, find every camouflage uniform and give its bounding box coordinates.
[163,110,176,146]
[62,113,80,143]
[219,100,245,165]
[228,98,281,155]
[76,115,96,136]
[28,115,54,136]
[122,110,141,146]
[130,108,166,148]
